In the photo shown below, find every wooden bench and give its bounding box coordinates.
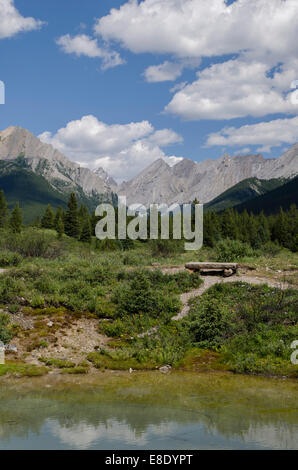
[185,262,238,277]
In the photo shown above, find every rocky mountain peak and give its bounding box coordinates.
[0,126,114,201]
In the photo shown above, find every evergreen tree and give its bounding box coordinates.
[41,204,55,229]
[79,218,92,243]
[254,211,271,248]
[64,193,80,238]
[90,210,99,236]
[10,203,22,233]
[203,212,216,247]
[54,207,64,230]
[31,216,41,228]
[78,204,90,226]
[221,208,239,240]
[56,214,64,240]
[0,190,9,228]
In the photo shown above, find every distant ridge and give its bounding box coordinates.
[205,177,287,212]
[233,176,298,215]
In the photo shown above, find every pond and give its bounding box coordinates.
[0,371,297,450]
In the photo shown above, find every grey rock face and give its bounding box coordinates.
[119,148,298,206]
[93,167,118,190]
[0,126,113,199]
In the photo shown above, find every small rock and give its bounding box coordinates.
[159,365,172,373]
[5,344,18,353]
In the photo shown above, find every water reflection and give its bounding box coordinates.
[0,373,297,450]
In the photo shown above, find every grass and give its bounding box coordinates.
[0,227,297,378]
[0,361,48,377]
[39,357,76,368]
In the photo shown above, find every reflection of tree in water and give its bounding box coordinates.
[0,375,297,449]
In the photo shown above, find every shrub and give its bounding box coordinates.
[0,313,13,344]
[113,270,180,320]
[150,239,184,257]
[114,271,158,317]
[0,250,23,267]
[3,228,61,259]
[261,241,282,257]
[186,297,235,349]
[0,277,24,304]
[39,357,76,368]
[215,239,258,262]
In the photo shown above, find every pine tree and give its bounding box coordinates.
[79,218,92,243]
[41,204,55,229]
[54,207,64,231]
[78,204,90,227]
[10,203,22,233]
[90,211,99,235]
[254,211,271,248]
[56,214,64,240]
[64,193,80,238]
[0,190,9,228]
[31,216,41,228]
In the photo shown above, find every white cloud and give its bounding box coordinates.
[0,0,43,39]
[56,34,124,70]
[95,0,298,62]
[234,148,251,155]
[144,58,201,83]
[205,116,298,152]
[94,0,298,119]
[148,129,183,146]
[144,61,183,83]
[166,58,298,120]
[39,115,183,182]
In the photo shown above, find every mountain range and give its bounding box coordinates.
[0,125,297,221]
[118,147,298,206]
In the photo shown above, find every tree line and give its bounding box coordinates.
[0,189,297,252]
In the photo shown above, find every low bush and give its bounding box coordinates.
[1,228,61,259]
[183,282,298,376]
[0,250,23,267]
[39,357,76,368]
[261,241,282,257]
[0,313,13,344]
[215,239,259,262]
[150,239,184,257]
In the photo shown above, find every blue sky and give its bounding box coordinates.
[0,0,298,181]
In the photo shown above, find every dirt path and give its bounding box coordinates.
[173,274,292,320]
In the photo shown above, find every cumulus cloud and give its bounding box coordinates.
[205,116,298,152]
[56,34,124,70]
[95,0,298,62]
[39,115,183,182]
[0,0,43,39]
[144,61,183,83]
[166,58,298,120]
[94,0,298,119]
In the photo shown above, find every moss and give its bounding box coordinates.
[87,351,156,371]
[39,357,76,369]
[0,361,48,377]
[177,347,224,371]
